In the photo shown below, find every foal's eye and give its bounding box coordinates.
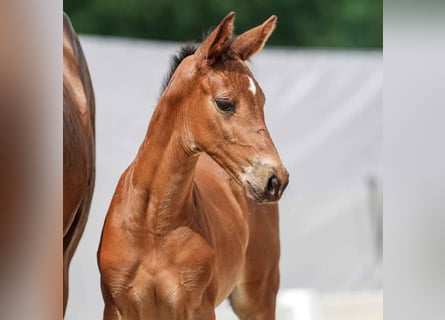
[215,99,236,113]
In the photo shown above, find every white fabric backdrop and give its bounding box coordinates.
[65,36,382,319]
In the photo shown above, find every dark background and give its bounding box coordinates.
[64,0,382,48]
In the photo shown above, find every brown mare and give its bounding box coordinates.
[98,13,288,319]
[63,13,95,316]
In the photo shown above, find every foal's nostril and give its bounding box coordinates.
[266,174,280,198]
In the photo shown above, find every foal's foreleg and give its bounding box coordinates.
[229,268,279,320]
[190,302,216,320]
[229,203,280,320]
[103,304,121,320]
[101,281,122,320]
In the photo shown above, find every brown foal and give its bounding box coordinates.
[63,13,95,316]
[98,12,288,319]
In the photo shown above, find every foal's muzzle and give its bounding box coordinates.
[263,170,289,202]
[264,173,288,202]
[244,164,289,203]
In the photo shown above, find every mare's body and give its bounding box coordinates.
[63,13,95,315]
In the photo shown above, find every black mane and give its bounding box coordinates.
[160,43,198,94]
[160,26,237,95]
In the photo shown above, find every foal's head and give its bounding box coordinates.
[161,12,289,203]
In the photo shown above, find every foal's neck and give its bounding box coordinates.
[131,95,198,235]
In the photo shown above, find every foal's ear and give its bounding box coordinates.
[195,12,235,65]
[230,15,277,61]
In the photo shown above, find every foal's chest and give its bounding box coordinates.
[123,227,217,312]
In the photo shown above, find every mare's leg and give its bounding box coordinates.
[229,203,280,320]
[63,262,69,314]
[63,158,94,314]
[62,195,91,315]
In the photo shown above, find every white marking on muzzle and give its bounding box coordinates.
[240,157,279,183]
[248,76,256,96]
[240,156,280,201]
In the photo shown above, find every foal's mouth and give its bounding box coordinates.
[246,180,265,203]
[223,167,264,203]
